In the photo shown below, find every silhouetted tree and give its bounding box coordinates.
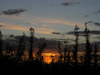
[17,33,25,60]
[29,27,35,60]
[80,56,84,65]
[37,42,47,61]
[5,42,14,56]
[93,44,98,70]
[67,47,70,68]
[6,42,11,54]
[0,30,3,57]
[72,25,79,65]
[84,24,92,68]
[57,41,63,63]
[64,41,67,64]
[64,46,67,64]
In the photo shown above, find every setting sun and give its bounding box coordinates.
[42,53,59,64]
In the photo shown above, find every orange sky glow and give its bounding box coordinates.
[2,50,100,64]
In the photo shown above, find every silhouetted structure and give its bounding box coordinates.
[29,27,35,60]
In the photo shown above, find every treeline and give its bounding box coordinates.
[57,25,98,68]
[0,25,99,74]
[0,27,47,61]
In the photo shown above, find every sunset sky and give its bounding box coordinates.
[0,0,100,41]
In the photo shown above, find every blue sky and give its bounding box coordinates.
[0,0,100,41]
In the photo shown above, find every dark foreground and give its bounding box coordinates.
[0,56,100,75]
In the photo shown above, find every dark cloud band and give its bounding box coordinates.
[61,1,80,6]
[67,30,100,36]
[85,21,100,26]
[0,25,3,27]
[1,8,27,15]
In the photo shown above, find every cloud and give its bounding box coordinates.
[85,10,100,17]
[61,1,80,6]
[1,8,27,15]
[85,21,94,25]
[52,32,62,35]
[94,22,100,26]
[51,31,65,36]
[90,31,100,35]
[94,36,100,39]
[34,27,57,34]
[42,24,47,27]
[37,17,83,27]
[0,14,83,27]
[84,15,89,17]
[0,25,3,27]
[3,35,58,51]
[52,31,63,35]
[67,30,100,35]
[0,23,57,34]
[93,10,100,14]
[85,21,100,26]
[0,23,28,31]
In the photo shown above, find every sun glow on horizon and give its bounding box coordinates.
[42,53,59,64]
[2,50,100,64]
